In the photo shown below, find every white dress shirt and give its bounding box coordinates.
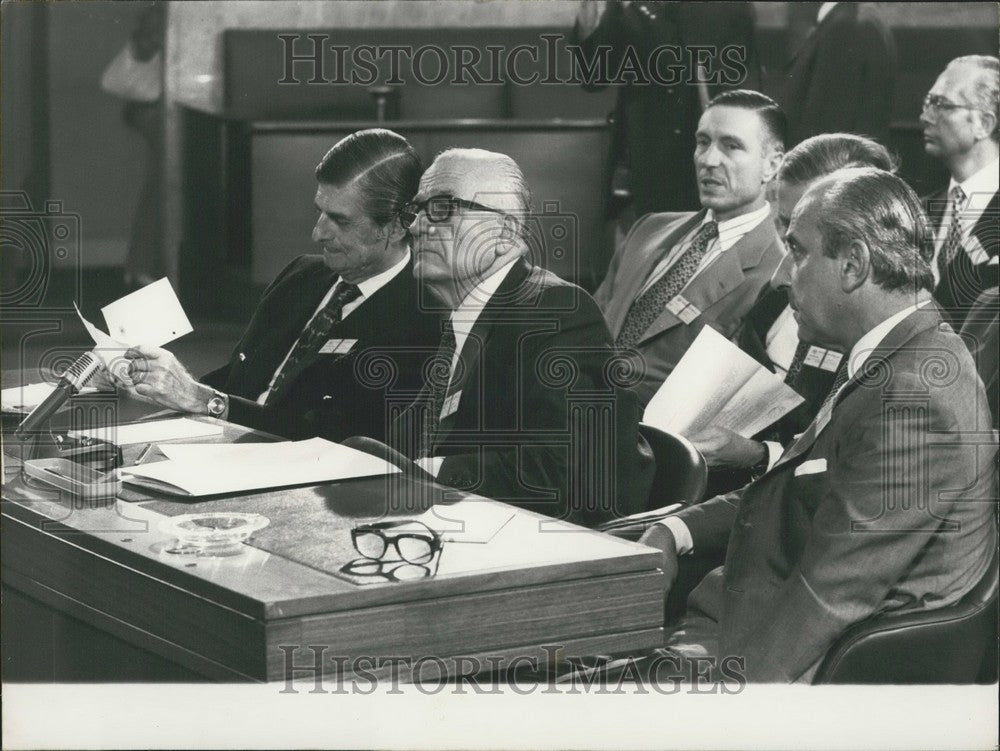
[639,203,772,296]
[659,299,930,555]
[817,2,839,24]
[257,251,411,404]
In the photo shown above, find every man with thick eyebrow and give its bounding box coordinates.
[594,89,786,407]
[122,129,440,442]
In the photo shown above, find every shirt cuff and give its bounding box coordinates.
[656,516,693,555]
[762,440,783,471]
[414,456,444,477]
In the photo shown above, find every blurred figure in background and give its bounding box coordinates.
[574,0,760,227]
[778,2,896,147]
[100,2,166,287]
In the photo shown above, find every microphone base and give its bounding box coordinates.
[16,431,123,474]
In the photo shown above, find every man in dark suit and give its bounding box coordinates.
[122,129,440,442]
[594,90,786,407]
[389,148,653,527]
[691,133,895,495]
[574,0,760,219]
[615,168,997,683]
[921,55,999,330]
[779,2,896,147]
[960,287,999,429]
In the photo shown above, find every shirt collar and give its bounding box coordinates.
[949,157,1000,201]
[847,300,930,379]
[450,260,519,340]
[817,2,839,24]
[354,249,410,300]
[703,202,771,249]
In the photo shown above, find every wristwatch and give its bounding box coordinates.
[206,389,228,418]
[748,442,770,480]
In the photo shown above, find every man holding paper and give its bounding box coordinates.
[122,129,440,443]
[594,89,786,408]
[624,168,997,682]
[685,133,897,492]
[385,148,653,527]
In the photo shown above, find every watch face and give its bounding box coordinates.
[207,396,225,416]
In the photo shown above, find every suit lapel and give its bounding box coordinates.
[610,213,704,335]
[970,191,999,259]
[770,305,943,470]
[637,213,776,345]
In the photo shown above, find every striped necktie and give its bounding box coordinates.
[266,280,361,402]
[417,319,457,457]
[616,221,719,348]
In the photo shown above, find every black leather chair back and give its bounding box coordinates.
[638,423,708,510]
[814,546,999,684]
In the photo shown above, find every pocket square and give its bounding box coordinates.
[794,458,827,476]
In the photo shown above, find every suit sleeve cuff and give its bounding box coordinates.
[656,516,693,555]
[763,440,783,471]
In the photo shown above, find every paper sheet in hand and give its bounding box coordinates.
[419,499,516,543]
[122,437,400,496]
[1,382,101,411]
[643,325,804,438]
[101,278,192,347]
[70,417,223,445]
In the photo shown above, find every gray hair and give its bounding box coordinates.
[947,55,1000,142]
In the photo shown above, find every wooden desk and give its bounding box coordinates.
[2,405,664,683]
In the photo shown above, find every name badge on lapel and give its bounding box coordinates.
[802,346,843,373]
[319,338,358,355]
[666,294,702,324]
[440,390,462,420]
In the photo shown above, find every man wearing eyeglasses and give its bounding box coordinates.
[387,148,653,527]
[921,55,999,330]
[121,129,440,442]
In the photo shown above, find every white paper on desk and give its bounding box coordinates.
[1,382,100,411]
[643,325,804,438]
[419,499,516,543]
[70,417,223,445]
[123,437,400,496]
[101,278,192,347]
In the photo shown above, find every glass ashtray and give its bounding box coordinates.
[159,512,269,556]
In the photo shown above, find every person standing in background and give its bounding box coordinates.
[574,1,761,225]
[100,2,166,288]
[779,2,897,147]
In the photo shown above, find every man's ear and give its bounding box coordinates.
[383,219,407,243]
[762,147,784,185]
[841,239,870,293]
[495,215,523,258]
[972,110,998,143]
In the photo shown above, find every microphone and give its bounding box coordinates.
[15,350,104,440]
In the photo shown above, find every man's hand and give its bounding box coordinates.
[638,523,679,594]
[123,344,212,413]
[686,425,767,469]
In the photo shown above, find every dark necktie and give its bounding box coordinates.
[783,340,810,387]
[266,280,361,402]
[616,221,719,348]
[418,319,457,457]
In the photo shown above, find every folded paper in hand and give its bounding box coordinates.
[643,326,804,438]
[123,437,400,496]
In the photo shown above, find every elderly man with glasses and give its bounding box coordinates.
[384,148,653,527]
[920,55,999,329]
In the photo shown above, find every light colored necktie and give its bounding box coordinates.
[938,185,967,270]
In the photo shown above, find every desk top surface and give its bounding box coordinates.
[2,387,658,623]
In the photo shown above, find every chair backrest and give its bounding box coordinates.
[637,423,708,511]
[813,546,1000,684]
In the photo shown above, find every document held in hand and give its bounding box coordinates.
[643,325,805,438]
[123,438,400,497]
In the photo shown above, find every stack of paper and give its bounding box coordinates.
[69,417,223,445]
[1,382,99,412]
[123,437,400,496]
[643,325,805,438]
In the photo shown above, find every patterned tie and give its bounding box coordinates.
[783,340,810,387]
[616,221,719,348]
[266,280,361,401]
[417,319,457,457]
[938,185,966,272]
